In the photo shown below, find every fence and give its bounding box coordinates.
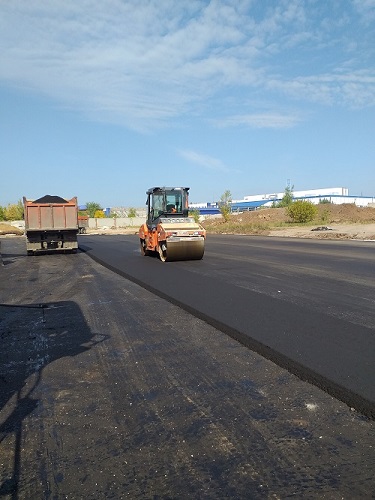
[89,217,145,229]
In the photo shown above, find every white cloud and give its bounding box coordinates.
[352,0,375,23]
[268,71,375,108]
[0,0,373,131]
[213,112,302,129]
[178,149,239,173]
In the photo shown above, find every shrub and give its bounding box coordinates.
[287,200,317,223]
[277,185,294,208]
[127,207,137,218]
[320,208,330,224]
[86,202,102,218]
[4,201,24,221]
[219,190,232,222]
[189,208,200,223]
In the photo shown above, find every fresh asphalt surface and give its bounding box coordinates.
[1,235,375,498]
[80,233,375,418]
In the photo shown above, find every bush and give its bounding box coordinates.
[189,208,200,223]
[127,207,137,218]
[219,190,232,222]
[86,202,102,218]
[287,200,317,223]
[320,208,330,224]
[277,185,294,208]
[4,201,24,221]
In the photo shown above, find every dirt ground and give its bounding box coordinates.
[202,204,375,240]
[2,204,375,240]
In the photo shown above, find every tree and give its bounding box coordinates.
[4,200,24,220]
[0,206,5,221]
[219,190,232,222]
[94,210,105,218]
[127,207,137,218]
[86,202,102,218]
[287,200,317,223]
[189,208,200,223]
[277,185,294,208]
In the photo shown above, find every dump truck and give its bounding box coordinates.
[139,187,206,262]
[78,215,89,234]
[23,195,79,255]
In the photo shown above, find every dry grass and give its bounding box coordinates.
[0,223,23,236]
[202,204,375,235]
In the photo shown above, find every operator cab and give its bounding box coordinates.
[146,187,189,225]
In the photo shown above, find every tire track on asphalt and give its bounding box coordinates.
[80,237,375,419]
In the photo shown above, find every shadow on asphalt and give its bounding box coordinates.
[0,301,108,498]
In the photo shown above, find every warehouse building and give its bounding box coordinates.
[231,187,375,211]
[190,187,375,214]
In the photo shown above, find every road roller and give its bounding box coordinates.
[139,187,206,262]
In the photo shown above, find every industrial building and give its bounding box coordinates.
[190,187,375,215]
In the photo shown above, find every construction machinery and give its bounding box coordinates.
[139,187,206,262]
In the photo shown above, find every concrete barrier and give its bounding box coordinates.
[89,217,145,229]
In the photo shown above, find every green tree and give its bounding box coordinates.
[4,200,24,220]
[189,208,200,223]
[277,185,294,208]
[219,190,232,222]
[0,206,5,221]
[287,200,317,223]
[127,207,137,218]
[86,202,102,218]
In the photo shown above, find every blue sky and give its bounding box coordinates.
[1,0,374,208]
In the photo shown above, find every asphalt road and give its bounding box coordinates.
[80,233,375,418]
[0,236,374,499]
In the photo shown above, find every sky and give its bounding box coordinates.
[1,0,374,208]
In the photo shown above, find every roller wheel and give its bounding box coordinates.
[158,242,167,262]
[140,239,151,256]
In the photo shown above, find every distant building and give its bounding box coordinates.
[231,187,375,212]
[189,202,220,215]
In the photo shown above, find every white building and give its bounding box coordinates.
[231,187,375,211]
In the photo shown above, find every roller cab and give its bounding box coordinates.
[139,187,206,262]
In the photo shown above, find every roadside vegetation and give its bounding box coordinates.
[219,190,232,222]
[85,201,103,218]
[189,208,201,223]
[286,200,317,223]
[202,202,375,235]
[0,200,24,221]
[127,207,138,218]
[275,184,294,208]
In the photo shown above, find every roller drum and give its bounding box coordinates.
[161,237,204,262]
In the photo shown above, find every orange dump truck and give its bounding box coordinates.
[23,195,79,255]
